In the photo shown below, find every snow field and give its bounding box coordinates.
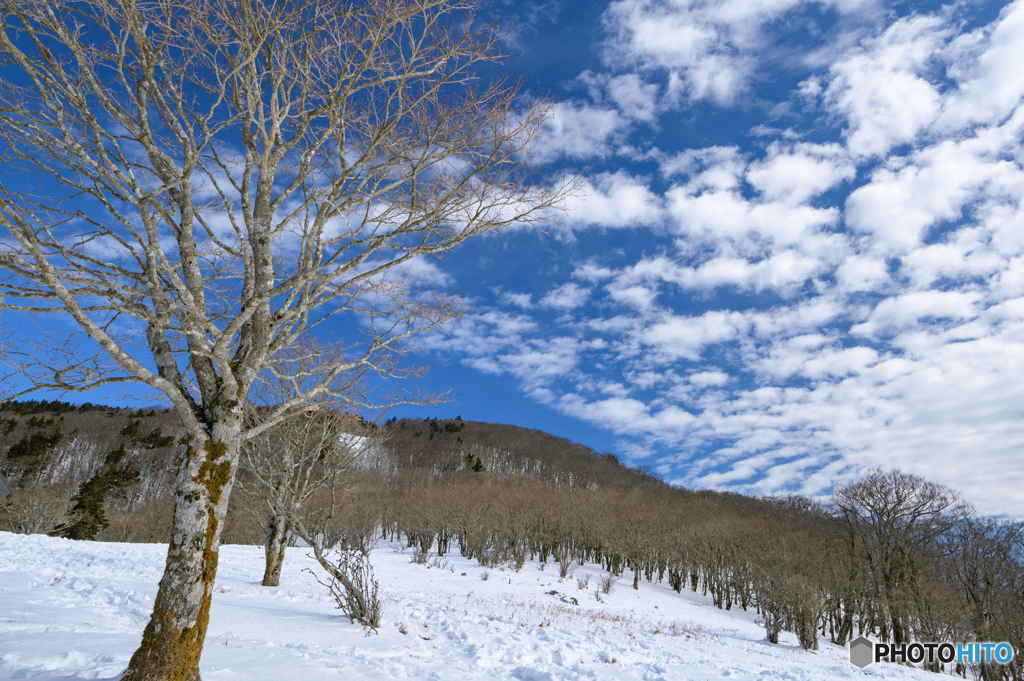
[0,531,939,680]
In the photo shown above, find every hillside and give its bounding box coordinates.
[0,531,934,681]
[4,407,1024,681]
[0,407,681,543]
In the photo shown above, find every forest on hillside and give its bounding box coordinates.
[2,402,1023,679]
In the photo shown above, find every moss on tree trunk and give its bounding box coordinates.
[121,428,238,681]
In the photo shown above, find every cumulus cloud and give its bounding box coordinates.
[578,71,663,123]
[845,139,1023,256]
[746,143,855,205]
[555,392,697,439]
[602,0,877,105]
[834,255,890,293]
[501,291,535,309]
[563,171,665,228]
[850,290,982,337]
[540,283,591,309]
[937,0,1024,131]
[662,145,848,265]
[823,14,949,158]
[636,310,749,361]
[537,101,626,160]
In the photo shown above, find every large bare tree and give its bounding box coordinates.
[0,0,567,678]
[831,468,969,645]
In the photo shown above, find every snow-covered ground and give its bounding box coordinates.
[1,531,938,680]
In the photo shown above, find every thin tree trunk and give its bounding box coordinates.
[121,422,240,681]
[262,513,292,587]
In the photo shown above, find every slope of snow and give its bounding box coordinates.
[0,531,937,680]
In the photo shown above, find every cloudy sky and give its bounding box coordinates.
[8,0,1019,517]
[375,0,1024,516]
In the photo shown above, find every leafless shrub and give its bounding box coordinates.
[557,555,576,580]
[411,547,430,565]
[243,378,382,586]
[307,548,382,630]
[599,573,618,594]
[480,570,490,581]
[576,574,591,590]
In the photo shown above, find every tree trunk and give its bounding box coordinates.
[889,606,906,645]
[262,513,292,587]
[835,602,853,647]
[121,422,240,681]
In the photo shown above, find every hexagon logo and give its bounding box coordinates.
[850,636,875,669]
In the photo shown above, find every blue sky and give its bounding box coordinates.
[4,0,1022,517]
[379,0,1024,516]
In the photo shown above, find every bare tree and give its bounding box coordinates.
[831,468,969,645]
[0,1,568,678]
[943,517,1023,680]
[241,345,380,586]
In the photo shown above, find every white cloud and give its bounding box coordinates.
[540,283,591,309]
[659,145,745,184]
[564,171,665,228]
[556,392,697,438]
[636,310,749,361]
[901,229,1005,290]
[392,256,454,287]
[497,336,582,385]
[821,0,1024,159]
[845,139,1021,256]
[538,101,626,160]
[602,0,876,106]
[442,311,538,359]
[579,72,663,123]
[573,261,616,282]
[746,143,855,205]
[835,255,890,293]
[938,0,1024,131]
[603,0,743,105]
[659,145,849,271]
[688,370,729,386]
[850,290,981,337]
[607,284,659,310]
[823,14,948,157]
[501,292,535,309]
[604,252,829,294]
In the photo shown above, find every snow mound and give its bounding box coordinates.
[0,531,935,680]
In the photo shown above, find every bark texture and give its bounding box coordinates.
[121,424,240,681]
[262,514,292,587]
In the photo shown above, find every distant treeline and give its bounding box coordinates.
[0,399,106,415]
